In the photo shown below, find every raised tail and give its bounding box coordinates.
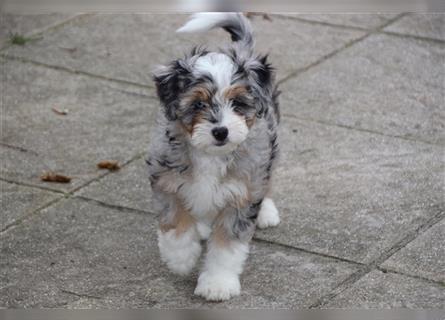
[177,12,254,49]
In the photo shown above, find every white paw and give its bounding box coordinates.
[194,271,241,301]
[158,229,202,276]
[257,198,280,229]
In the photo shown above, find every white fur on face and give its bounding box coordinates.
[189,120,216,152]
[220,106,249,145]
[190,106,249,156]
[194,241,249,301]
[189,53,250,156]
[194,53,235,88]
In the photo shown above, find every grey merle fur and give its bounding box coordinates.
[147,13,280,241]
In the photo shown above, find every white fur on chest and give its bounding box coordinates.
[180,153,247,218]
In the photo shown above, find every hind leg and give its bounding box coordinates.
[257,198,280,229]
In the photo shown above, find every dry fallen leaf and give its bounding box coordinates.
[59,46,77,54]
[263,14,272,21]
[97,160,120,171]
[244,12,272,21]
[41,172,72,183]
[52,107,69,115]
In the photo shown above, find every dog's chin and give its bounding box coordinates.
[203,142,239,156]
[190,130,247,156]
[190,137,241,155]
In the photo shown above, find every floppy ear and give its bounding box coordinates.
[153,60,191,120]
[250,55,273,89]
[247,55,274,117]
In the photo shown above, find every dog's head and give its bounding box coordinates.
[153,47,273,155]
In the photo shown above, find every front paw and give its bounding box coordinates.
[158,229,202,275]
[194,271,240,301]
[257,198,280,229]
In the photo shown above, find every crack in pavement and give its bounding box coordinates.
[283,113,445,148]
[60,289,102,300]
[278,13,408,86]
[309,206,445,308]
[0,152,145,234]
[0,54,152,90]
[376,266,445,287]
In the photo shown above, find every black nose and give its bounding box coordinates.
[212,127,228,142]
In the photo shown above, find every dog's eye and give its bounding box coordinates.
[233,100,248,108]
[192,101,206,110]
[232,100,249,113]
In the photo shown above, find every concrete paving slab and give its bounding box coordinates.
[0,197,359,308]
[278,13,397,29]
[381,218,445,283]
[2,13,443,309]
[0,180,61,229]
[256,116,444,263]
[2,14,365,85]
[74,113,444,264]
[76,158,153,212]
[0,13,77,49]
[279,33,445,145]
[385,13,445,41]
[252,16,366,81]
[325,270,445,308]
[0,59,157,192]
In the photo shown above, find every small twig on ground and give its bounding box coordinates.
[60,289,102,300]
[59,46,78,54]
[0,142,39,156]
[51,107,69,115]
[244,12,272,21]
[97,160,121,171]
[41,172,72,183]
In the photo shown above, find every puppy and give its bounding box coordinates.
[147,12,280,301]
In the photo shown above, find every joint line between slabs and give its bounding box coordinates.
[0,196,65,234]
[2,14,416,92]
[253,237,365,267]
[74,195,156,217]
[381,30,445,45]
[283,113,444,148]
[0,54,152,90]
[0,14,94,52]
[271,14,370,32]
[0,152,145,234]
[278,13,407,86]
[309,206,445,308]
[376,266,445,286]
[0,177,68,194]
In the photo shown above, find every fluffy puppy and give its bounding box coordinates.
[147,12,281,301]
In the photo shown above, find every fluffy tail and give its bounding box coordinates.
[177,13,254,49]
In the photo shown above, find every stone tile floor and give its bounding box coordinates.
[0,13,444,308]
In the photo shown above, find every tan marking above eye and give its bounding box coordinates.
[181,85,212,107]
[223,85,249,101]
